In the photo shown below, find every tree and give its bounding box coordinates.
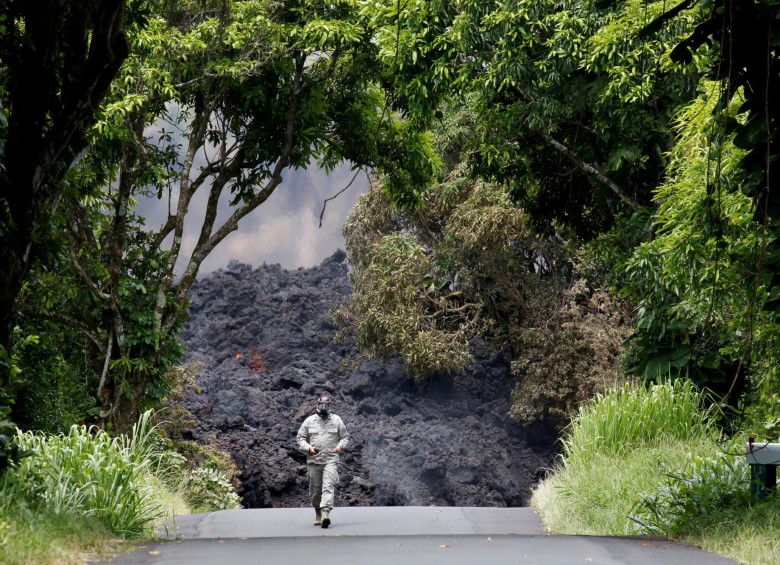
[333,0,710,423]
[16,0,439,432]
[335,159,630,427]
[0,0,130,390]
[620,86,762,400]
[611,0,780,411]
[365,0,706,238]
[643,0,779,229]
[336,165,535,380]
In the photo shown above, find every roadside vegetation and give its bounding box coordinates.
[0,409,241,565]
[531,380,780,565]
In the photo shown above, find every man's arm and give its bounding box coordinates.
[296,420,313,453]
[335,416,349,451]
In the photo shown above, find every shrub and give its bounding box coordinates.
[0,404,30,474]
[185,466,242,512]
[10,416,162,537]
[510,279,631,428]
[629,453,752,536]
[168,438,243,512]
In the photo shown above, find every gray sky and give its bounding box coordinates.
[134,162,369,277]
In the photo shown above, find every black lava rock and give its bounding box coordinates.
[178,250,558,508]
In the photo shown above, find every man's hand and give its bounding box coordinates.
[309,446,318,454]
[333,445,342,453]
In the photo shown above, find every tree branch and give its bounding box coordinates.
[64,206,110,301]
[319,167,368,227]
[161,52,309,334]
[16,304,105,352]
[153,94,215,332]
[540,132,645,212]
[97,327,114,402]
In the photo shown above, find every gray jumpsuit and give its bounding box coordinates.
[296,412,349,510]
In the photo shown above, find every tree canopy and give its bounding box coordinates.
[2,0,779,438]
[338,0,780,431]
[364,0,707,237]
[4,0,440,432]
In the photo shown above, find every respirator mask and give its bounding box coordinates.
[316,398,331,418]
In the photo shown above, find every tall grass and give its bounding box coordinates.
[531,379,780,564]
[532,438,715,535]
[561,379,715,465]
[9,411,163,538]
[0,409,245,564]
[0,482,120,565]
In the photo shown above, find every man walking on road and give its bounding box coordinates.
[296,394,349,528]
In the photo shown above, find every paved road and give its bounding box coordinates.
[103,507,738,565]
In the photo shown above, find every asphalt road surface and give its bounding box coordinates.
[102,507,738,565]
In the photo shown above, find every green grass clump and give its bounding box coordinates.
[682,495,780,565]
[0,411,163,564]
[561,378,714,465]
[0,409,243,564]
[533,436,718,535]
[0,493,128,565]
[532,379,780,564]
[9,418,163,537]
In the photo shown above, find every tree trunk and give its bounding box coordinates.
[108,377,146,435]
[0,250,30,389]
[0,0,128,393]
